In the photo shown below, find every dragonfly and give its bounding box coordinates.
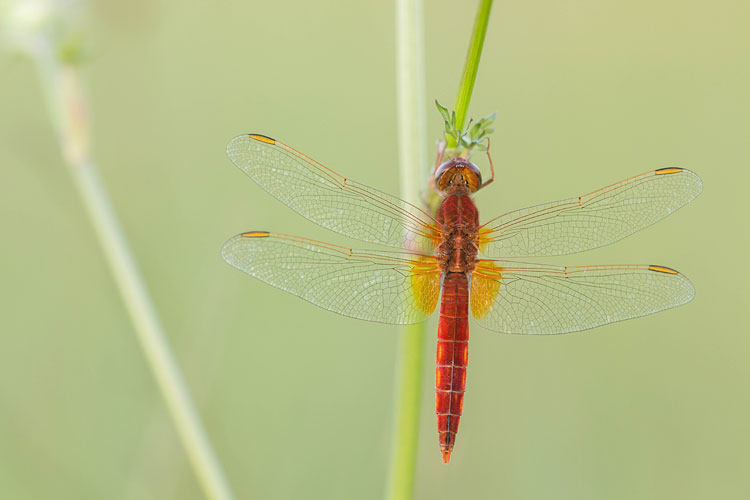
[221,133,702,463]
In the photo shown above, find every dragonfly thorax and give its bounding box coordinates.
[435,195,480,275]
[435,158,482,195]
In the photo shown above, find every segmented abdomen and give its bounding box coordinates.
[435,271,470,464]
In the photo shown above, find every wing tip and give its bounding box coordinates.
[220,237,235,263]
[221,231,270,263]
[648,264,696,305]
[656,166,703,192]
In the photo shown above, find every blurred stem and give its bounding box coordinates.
[386,324,425,500]
[446,0,493,148]
[32,58,235,500]
[387,0,427,499]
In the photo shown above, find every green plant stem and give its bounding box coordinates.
[386,324,426,500]
[386,0,427,499]
[447,0,493,148]
[33,59,235,500]
[387,1,493,496]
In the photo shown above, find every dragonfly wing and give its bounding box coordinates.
[479,168,702,257]
[222,232,440,324]
[226,134,439,253]
[470,260,695,334]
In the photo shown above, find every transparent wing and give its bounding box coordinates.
[222,231,440,324]
[479,168,702,257]
[471,260,694,334]
[226,134,439,253]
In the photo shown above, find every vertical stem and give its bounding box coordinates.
[447,0,493,148]
[386,324,426,500]
[395,0,428,206]
[387,0,427,499]
[33,59,235,500]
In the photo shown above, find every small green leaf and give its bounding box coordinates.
[435,100,496,158]
[435,100,451,123]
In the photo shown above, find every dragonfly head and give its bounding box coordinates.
[435,158,482,195]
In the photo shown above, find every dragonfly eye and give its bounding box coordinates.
[435,159,482,193]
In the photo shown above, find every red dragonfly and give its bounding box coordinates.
[222,133,702,463]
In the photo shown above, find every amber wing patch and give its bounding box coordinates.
[471,261,503,319]
[410,256,440,315]
[476,226,494,254]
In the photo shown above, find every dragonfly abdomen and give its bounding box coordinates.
[436,271,470,464]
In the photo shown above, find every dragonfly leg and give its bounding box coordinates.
[477,137,495,191]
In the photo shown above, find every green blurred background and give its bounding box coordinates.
[1,1,749,498]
